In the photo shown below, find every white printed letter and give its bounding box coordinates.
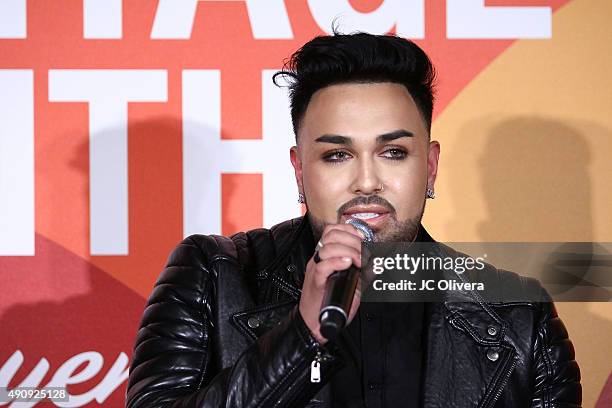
[0,70,34,256]
[49,70,167,255]
[84,0,123,39]
[151,0,292,39]
[0,0,26,38]
[307,0,424,39]
[88,353,130,404]
[182,70,298,236]
[47,351,103,407]
[0,351,50,408]
[447,0,551,39]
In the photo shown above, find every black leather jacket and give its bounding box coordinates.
[126,216,581,407]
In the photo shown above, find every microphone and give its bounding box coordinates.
[319,218,374,341]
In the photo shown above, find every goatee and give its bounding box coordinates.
[308,197,426,243]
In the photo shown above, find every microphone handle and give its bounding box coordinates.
[319,265,360,341]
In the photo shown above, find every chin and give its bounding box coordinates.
[374,217,421,243]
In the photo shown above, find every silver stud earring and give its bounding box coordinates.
[426,187,435,199]
[298,193,305,204]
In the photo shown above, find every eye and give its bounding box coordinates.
[381,147,407,160]
[322,150,352,163]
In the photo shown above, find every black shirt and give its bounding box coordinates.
[330,301,425,408]
[329,224,432,408]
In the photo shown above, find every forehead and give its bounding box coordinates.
[298,82,428,144]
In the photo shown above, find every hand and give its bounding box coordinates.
[299,223,364,344]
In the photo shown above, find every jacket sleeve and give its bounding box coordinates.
[126,236,342,408]
[531,298,582,408]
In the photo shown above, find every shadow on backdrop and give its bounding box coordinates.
[445,116,611,406]
[0,115,264,405]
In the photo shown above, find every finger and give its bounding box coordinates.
[310,256,353,290]
[316,243,361,267]
[320,229,364,252]
[321,223,365,241]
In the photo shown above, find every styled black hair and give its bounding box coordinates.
[273,32,436,141]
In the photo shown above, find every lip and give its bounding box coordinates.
[340,205,391,231]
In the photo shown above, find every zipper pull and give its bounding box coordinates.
[310,351,322,383]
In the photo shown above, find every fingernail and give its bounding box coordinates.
[342,257,352,262]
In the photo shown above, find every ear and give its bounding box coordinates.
[290,146,304,194]
[427,140,440,189]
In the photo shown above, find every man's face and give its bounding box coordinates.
[290,82,440,242]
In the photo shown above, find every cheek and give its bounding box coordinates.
[303,168,342,199]
[390,178,424,200]
[303,160,350,191]
[385,166,427,214]
[302,165,347,213]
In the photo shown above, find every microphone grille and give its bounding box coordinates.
[345,218,374,242]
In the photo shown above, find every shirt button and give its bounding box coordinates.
[286,264,297,273]
[367,381,378,390]
[365,313,376,322]
[247,317,260,329]
[487,349,500,362]
[487,326,498,336]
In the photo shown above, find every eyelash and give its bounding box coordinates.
[322,150,350,163]
[383,148,408,160]
[322,148,408,163]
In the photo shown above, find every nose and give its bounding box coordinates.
[350,156,383,195]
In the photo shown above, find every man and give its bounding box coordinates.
[126,33,581,407]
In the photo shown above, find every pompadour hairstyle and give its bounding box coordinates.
[273,32,437,141]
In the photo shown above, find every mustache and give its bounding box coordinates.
[337,195,396,219]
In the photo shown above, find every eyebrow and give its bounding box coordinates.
[314,129,413,145]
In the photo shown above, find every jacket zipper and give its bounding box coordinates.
[260,346,328,407]
[310,350,323,383]
[258,346,327,407]
[481,350,518,408]
[283,349,331,407]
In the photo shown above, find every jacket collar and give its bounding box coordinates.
[270,213,435,293]
[248,215,519,406]
[274,217,518,407]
